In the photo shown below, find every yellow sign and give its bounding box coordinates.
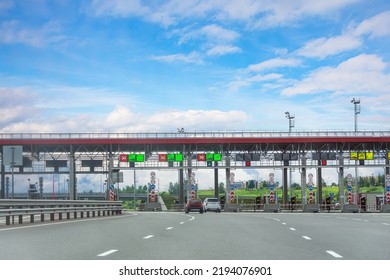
[358,152,366,160]
[350,152,358,160]
[365,152,374,160]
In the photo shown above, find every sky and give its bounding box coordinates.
[1,0,390,192]
[0,0,390,133]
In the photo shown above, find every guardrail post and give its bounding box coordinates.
[19,214,23,224]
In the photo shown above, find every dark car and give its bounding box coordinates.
[185,199,204,214]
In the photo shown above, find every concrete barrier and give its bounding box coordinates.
[380,204,390,213]
[342,204,359,213]
[303,204,320,213]
[264,203,279,212]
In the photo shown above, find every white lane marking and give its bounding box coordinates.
[97,249,118,257]
[326,251,343,258]
[166,227,174,230]
[188,216,195,221]
[382,223,390,226]
[289,228,296,231]
[180,222,185,225]
[282,223,286,225]
[143,235,154,239]
[302,236,312,240]
[273,218,280,222]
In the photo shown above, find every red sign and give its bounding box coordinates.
[197,154,206,161]
[386,192,390,202]
[159,154,167,162]
[119,154,128,162]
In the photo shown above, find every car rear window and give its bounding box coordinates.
[207,198,219,203]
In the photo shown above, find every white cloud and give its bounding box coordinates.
[297,34,362,59]
[247,58,302,72]
[281,54,390,96]
[90,0,149,18]
[0,20,64,47]
[89,0,362,28]
[296,11,390,59]
[150,51,203,64]
[206,45,241,56]
[0,87,38,127]
[228,73,283,91]
[354,10,390,38]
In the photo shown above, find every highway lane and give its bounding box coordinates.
[0,211,389,260]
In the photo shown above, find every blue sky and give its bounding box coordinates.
[1,0,390,133]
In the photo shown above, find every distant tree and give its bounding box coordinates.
[218,182,225,194]
[168,182,179,195]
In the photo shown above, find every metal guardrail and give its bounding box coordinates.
[0,199,122,226]
[1,130,390,140]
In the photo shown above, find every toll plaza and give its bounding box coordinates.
[1,131,390,212]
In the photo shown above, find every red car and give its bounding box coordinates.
[185,199,204,214]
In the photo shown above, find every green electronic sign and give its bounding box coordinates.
[205,153,222,161]
[128,154,145,162]
[167,153,183,162]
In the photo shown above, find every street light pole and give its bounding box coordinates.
[351,98,361,203]
[285,112,295,133]
[351,98,361,132]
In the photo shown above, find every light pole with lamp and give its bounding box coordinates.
[285,112,295,204]
[351,98,361,204]
[285,112,295,133]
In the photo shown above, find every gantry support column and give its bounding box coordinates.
[1,164,5,199]
[283,166,288,205]
[225,155,231,206]
[179,161,184,204]
[187,165,192,200]
[107,147,114,201]
[301,156,307,205]
[214,165,219,198]
[338,155,345,207]
[69,145,77,200]
[317,161,323,204]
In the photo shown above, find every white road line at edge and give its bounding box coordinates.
[326,251,343,258]
[143,235,154,239]
[97,250,118,257]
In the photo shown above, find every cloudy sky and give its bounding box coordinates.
[1,0,389,133]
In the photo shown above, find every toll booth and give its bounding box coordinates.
[28,184,39,199]
[220,196,225,209]
[360,196,367,212]
[325,196,331,212]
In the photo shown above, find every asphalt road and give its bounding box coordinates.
[0,211,389,260]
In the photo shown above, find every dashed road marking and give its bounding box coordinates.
[166,227,174,230]
[273,218,280,222]
[180,222,185,225]
[326,251,343,258]
[143,235,154,239]
[282,223,286,225]
[97,249,118,257]
[302,236,312,240]
[382,223,390,226]
[289,228,296,231]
